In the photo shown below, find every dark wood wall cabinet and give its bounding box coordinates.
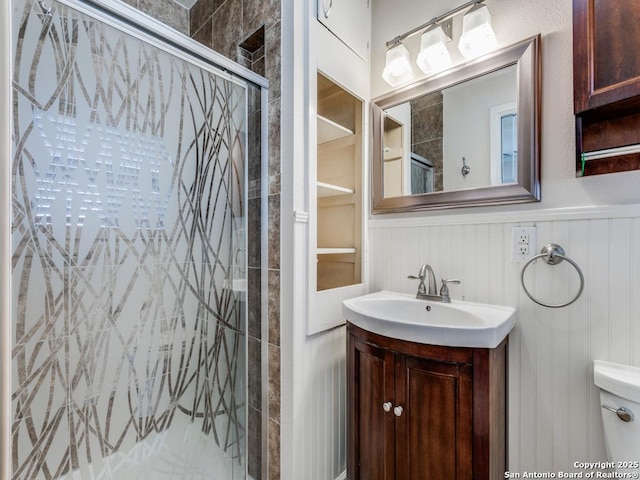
[347,323,507,480]
[573,0,640,176]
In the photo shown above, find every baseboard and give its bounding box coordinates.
[335,471,347,480]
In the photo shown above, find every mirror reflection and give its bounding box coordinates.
[382,64,517,198]
[371,35,540,214]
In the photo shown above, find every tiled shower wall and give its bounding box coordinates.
[411,93,443,192]
[73,0,280,478]
[191,2,282,478]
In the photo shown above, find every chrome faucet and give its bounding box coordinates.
[408,264,460,303]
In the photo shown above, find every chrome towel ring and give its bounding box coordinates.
[520,243,585,308]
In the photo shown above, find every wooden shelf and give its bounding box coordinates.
[318,114,354,144]
[317,181,355,197]
[317,247,357,255]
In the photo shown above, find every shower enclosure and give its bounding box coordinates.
[4,0,267,478]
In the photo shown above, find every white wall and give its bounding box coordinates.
[286,0,640,478]
[371,0,640,210]
[368,0,640,474]
[370,206,640,473]
[443,65,516,191]
[282,1,370,478]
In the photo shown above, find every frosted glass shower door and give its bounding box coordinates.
[10,0,249,478]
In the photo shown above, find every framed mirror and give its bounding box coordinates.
[371,35,540,213]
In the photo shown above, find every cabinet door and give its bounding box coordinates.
[348,336,395,479]
[573,0,640,175]
[394,355,473,480]
[574,0,640,113]
[317,0,370,60]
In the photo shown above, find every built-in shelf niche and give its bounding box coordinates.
[316,73,363,292]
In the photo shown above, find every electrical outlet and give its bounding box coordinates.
[512,226,537,262]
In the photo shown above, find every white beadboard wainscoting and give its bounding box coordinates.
[369,205,640,474]
[300,325,348,480]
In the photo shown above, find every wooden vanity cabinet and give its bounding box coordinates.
[347,323,506,480]
[573,0,640,175]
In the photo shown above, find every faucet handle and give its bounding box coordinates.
[408,273,427,295]
[439,279,461,301]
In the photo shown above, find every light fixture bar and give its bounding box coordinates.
[385,0,485,48]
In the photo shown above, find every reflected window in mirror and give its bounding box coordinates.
[500,113,517,184]
[490,101,518,186]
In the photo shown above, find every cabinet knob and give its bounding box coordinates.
[382,401,392,412]
[393,406,403,417]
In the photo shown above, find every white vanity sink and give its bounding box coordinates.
[343,291,516,348]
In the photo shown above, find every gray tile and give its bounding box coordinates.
[265,22,281,101]
[268,344,280,424]
[248,266,261,339]
[412,139,443,171]
[192,18,213,49]
[212,0,243,60]
[268,194,280,270]
[138,0,190,34]
[268,269,280,346]
[269,418,281,480]
[248,335,262,409]
[252,54,266,77]
[411,90,443,111]
[412,102,443,144]
[190,0,224,35]
[248,197,262,269]
[243,0,281,35]
[268,99,281,187]
[248,406,263,480]
[248,112,262,185]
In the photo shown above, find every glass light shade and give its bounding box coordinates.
[382,43,415,86]
[416,26,452,74]
[458,4,498,59]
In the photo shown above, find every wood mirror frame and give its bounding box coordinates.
[371,35,541,214]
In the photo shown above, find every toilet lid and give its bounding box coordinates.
[594,360,640,404]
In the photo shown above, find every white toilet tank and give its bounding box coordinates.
[593,360,640,474]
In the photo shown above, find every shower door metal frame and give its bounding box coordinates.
[0,0,269,477]
[1,0,12,477]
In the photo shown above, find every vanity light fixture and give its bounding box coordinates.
[458,3,498,59]
[382,0,498,86]
[416,21,453,74]
[382,41,415,87]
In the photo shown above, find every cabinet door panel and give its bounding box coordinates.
[348,336,395,479]
[395,356,473,480]
[592,1,640,91]
[574,0,640,113]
